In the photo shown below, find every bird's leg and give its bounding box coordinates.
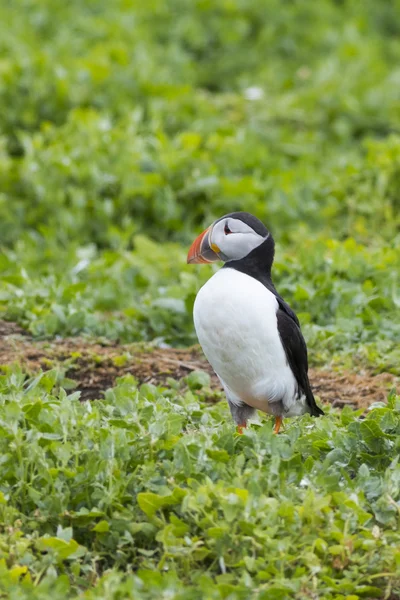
[228,400,255,435]
[273,416,283,434]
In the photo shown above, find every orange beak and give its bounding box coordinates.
[187,225,223,264]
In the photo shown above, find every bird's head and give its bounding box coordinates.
[187,212,270,264]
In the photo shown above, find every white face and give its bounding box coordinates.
[210,217,268,261]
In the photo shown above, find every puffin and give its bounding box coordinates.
[187,211,324,434]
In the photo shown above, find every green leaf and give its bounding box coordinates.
[359,419,387,452]
[92,520,110,533]
[137,490,185,518]
[36,537,81,561]
[185,371,211,390]
[206,449,230,463]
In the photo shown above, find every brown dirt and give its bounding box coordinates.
[0,320,397,407]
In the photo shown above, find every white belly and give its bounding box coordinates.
[193,268,306,416]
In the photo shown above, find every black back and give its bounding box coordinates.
[223,234,324,417]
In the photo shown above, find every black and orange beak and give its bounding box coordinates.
[187,225,223,264]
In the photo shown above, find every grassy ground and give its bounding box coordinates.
[0,0,400,598]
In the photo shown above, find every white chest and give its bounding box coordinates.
[193,269,302,414]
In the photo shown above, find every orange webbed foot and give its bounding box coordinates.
[273,416,283,434]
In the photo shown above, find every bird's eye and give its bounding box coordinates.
[224,223,232,235]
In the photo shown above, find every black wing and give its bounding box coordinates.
[276,297,324,417]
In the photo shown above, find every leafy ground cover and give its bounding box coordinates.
[0,0,399,371]
[0,368,400,599]
[0,0,400,597]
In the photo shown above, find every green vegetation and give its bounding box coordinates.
[0,0,399,597]
[1,0,399,370]
[0,372,399,599]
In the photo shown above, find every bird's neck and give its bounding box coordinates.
[223,235,275,285]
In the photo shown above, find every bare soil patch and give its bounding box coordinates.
[0,320,397,407]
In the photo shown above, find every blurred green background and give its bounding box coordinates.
[0,0,399,370]
[1,3,400,600]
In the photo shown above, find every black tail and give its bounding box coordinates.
[304,378,324,417]
[309,402,325,417]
